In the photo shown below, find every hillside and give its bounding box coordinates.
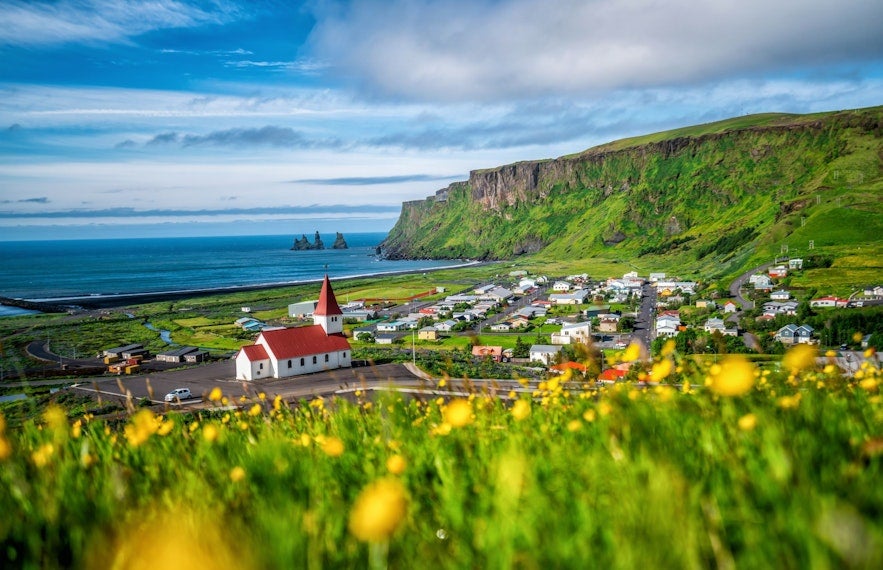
[381,106,883,279]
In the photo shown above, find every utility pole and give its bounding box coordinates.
[412,329,416,366]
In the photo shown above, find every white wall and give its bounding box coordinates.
[271,350,351,378]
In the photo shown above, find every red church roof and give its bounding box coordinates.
[314,275,343,316]
[239,344,269,361]
[258,325,350,359]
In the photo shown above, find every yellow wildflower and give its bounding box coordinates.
[853,331,863,343]
[661,339,676,357]
[71,419,82,439]
[230,466,246,483]
[651,358,673,380]
[202,424,219,443]
[783,344,817,372]
[348,479,408,542]
[157,420,174,436]
[32,443,54,468]
[511,399,531,421]
[738,413,757,431]
[708,356,756,397]
[567,419,582,432]
[444,399,473,427]
[0,436,11,461]
[859,378,878,392]
[622,342,641,362]
[43,405,67,434]
[438,377,447,388]
[777,394,801,409]
[583,409,596,422]
[864,347,876,359]
[432,423,452,436]
[125,409,160,447]
[322,436,345,457]
[208,387,223,402]
[386,454,407,475]
[248,404,262,417]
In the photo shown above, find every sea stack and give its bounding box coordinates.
[291,231,326,250]
[332,232,348,249]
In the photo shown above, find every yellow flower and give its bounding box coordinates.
[230,466,246,483]
[248,404,262,417]
[71,419,82,439]
[32,443,54,468]
[157,420,174,436]
[348,479,408,542]
[651,358,673,380]
[125,409,160,447]
[511,399,531,421]
[859,378,878,392]
[783,344,817,372]
[437,378,447,388]
[622,342,641,362]
[43,405,67,433]
[777,394,801,409]
[202,424,219,443]
[661,339,676,357]
[0,436,11,461]
[322,436,345,457]
[567,419,582,432]
[864,348,876,359]
[738,413,757,431]
[708,356,756,397]
[273,395,283,411]
[208,387,223,402]
[583,409,596,422]
[444,399,473,428]
[853,331,864,343]
[386,454,407,475]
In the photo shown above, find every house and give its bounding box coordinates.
[434,319,459,332]
[549,289,590,305]
[751,275,773,290]
[769,266,788,279]
[810,296,848,308]
[770,290,791,301]
[552,281,572,292]
[184,350,209,363]
[374,333,401,345]
[551,322,591,345]
[510,316,531,329]
[418,326,438,341]
[353,327,376,341]
[775,324,815,345]
[598,368,628,382]
[598,314,620,333]
[288,300,318,318]
[656,312,681,338]
[156,346,199,363]
[377,321,406,332]
[472,345,504,362]
[723,300,739,314]
[695,299,716,309]
[788,258,804,270]
[103,344,144,359]
[490,322,512,332]
[235,276,351,381]
[483,287,514,302]
[529,345,563,365]
[649,273,666,283]
[474,284,497,295]
[704,318,738,336]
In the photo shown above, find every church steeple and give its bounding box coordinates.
[313,275,343,335]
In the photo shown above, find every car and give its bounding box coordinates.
[164,388,192,402]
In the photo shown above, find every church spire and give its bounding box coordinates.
[313,275,343,335]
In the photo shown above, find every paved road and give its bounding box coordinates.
[728,261,776,312]
[630,283,656,354]
[69,361,431,407]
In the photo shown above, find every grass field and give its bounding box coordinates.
[1,347,881,568]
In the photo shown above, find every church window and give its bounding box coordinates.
[324,354,329,362]
[300,358,305,366]
[287,359,292,368]
[312,355,317,364]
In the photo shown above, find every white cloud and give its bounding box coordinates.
[308,0,883,102]
[0,0,239,46]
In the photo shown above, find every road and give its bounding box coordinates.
[630,283,656,354]
[728,261,776,312]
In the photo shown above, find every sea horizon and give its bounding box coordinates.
[0,232,466,303]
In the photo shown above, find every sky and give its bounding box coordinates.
[1,0,881,241]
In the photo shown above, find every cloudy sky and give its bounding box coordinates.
[1,0,881,240]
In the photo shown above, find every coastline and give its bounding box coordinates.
[12,260,486,310]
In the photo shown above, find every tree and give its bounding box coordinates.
[513,336,530,358]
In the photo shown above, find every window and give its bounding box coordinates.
[259,363,263,370]
[324,354,329,362]
[312,355,317,364]
[343,352,346,358]
[287,359,292,368]
[300,358,305,366]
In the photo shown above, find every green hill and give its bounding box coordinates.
[382,106,883,281]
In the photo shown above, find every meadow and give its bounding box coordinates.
[1,345,881,569]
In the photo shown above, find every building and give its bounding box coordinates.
[723,300,739,314]
[156,346,200,363]
[788,258,804,270]
[529,345,563,365]
[472,345,504,362]
[418,326,438,340]
[770,290,791,301]
[775,324,814,345]
[235,276,351,380]
[769,266,788,279]
[288,300,318,318]
[810,296,848,308]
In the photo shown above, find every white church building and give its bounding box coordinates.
[235,276,352,380]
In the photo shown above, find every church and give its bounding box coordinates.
[235,275,352,381]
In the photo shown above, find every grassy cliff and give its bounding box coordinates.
[382,106,883,279]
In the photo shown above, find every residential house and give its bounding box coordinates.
[598,314,620,333]
[472,345,504,362]
[235,276,351,381]
[788,258,804,270]
[769,266,788,279]
[551,321,591,345]
[374,333,401,345]
[418,326,438,341]
[703,318,738,337]
[552,280,572,292]
[156,346,199,363]
[649,272,666,283]
[434,319,459,332]
[770,289,791,301]
[695,299,716,309]
[490,322,512,332]
[377,321,406,332]
[810,296,848,308]
[474,284,497,296]
[483,287,514,303]
[550,361,588,375]
[775,324,815,345]
[723,300,739,314]
[353,327,376,341]
[656,311,681,338]
[529,345,563,366]
[751,274,773,290]
[549,289,590,305]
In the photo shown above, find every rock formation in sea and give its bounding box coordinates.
[332,232,348,249]
[291,231,325,250]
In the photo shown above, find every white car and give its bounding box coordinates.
[164,388,192,402]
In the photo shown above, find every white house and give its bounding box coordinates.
[751,275,773,290]
[552,281,572,292]
[723,300,739,314]
[549,290,590,305]
[236,276,351,380]
[529,345,563,365]
[552,321,592,345]
[810,296,848,308]
[771,290,791,301]
[788,258,804,270]
[769,266,788,279]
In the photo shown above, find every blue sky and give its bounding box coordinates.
[1,0,881,240]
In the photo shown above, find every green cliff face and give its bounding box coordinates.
[382,107,883,273]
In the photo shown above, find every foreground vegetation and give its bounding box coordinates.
[1,345,881,569]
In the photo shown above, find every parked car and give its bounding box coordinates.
[164,388,192,402]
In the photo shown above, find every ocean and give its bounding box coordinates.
[0,233,464,303]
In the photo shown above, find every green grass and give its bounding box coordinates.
[1,353,881,568]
